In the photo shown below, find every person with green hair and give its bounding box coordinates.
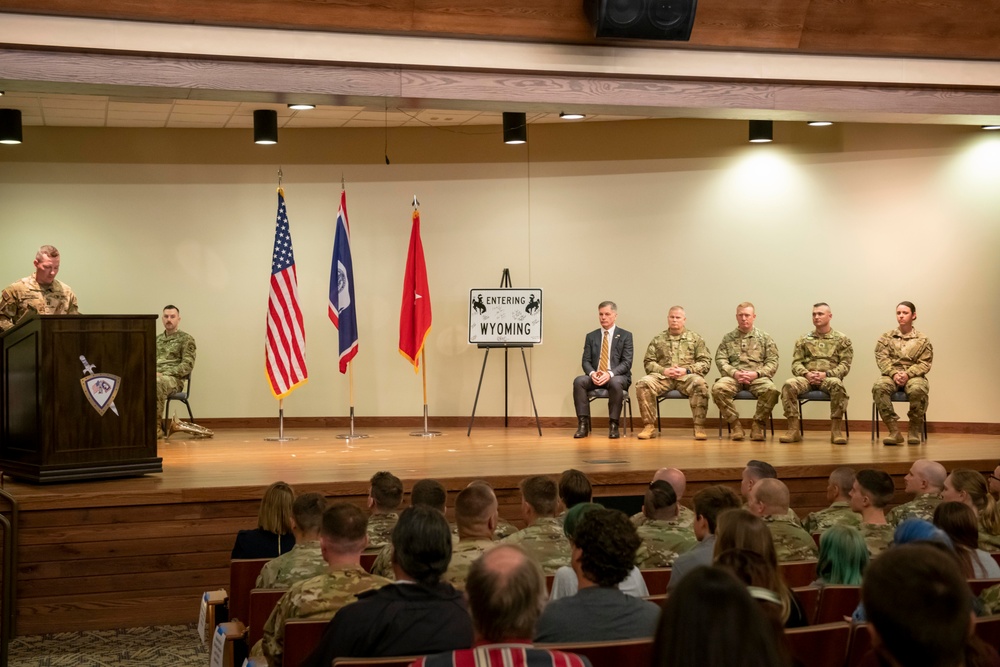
[547,502,648,600]
[812,524,869,586]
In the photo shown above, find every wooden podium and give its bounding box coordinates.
[0,314,162,483]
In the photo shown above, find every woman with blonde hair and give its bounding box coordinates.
[231,481,296,559]
[942,469,1000,552]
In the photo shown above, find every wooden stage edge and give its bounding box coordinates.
[0,425,998,635]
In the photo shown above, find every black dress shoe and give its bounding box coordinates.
[608,420,620,439]
[573,417,590,439]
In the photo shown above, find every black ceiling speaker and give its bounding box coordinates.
[584,0,698,41]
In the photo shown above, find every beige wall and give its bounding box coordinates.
[1,120,998,422]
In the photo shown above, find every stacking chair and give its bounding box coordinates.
[165,373,195,421]
[796,389,849,437]
[717,389,775,438]
[655,389,688,433]
[871,390,927,442]
[586,388,634,435]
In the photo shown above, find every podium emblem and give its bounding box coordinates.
[80,355,121,416]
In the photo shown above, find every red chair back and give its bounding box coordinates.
[639,568,672,596]
[844,623,873,667]
[538,639,653,667]
[784,622,851,667]
[285,619,333,667]
[790,586,820,624]
[247,588,285,647]
[814,585,861,624]
[779,560,819,588]
[229,559,270,624]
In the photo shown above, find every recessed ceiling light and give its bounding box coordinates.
[807,121,833,127]
[982,124,1000,131]
[559,112,585,120]
[287,103,315,110]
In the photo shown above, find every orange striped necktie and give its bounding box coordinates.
[598,330,609,372]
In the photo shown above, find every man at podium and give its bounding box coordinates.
[156,304,197,437]
[0,244,79,331]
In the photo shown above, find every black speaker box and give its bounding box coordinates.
[584,0,698,41]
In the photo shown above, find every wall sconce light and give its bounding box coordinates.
[559,112,585,120]
[503,112,527,144]
[807,121,833,127]
[749,120,773,143]
[287,103,315,110]
[982,124,1000,131]
[0,108,23,145]
[253,109,278,145]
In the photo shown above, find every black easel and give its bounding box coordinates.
[467,269,542,436]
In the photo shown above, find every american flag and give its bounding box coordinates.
[265,190,308,398]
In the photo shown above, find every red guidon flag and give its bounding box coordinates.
[398,209,431,371]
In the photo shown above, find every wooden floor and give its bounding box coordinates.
[1,424,998,635]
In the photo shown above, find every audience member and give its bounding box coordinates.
[942,469,1000,552]
[632,468,695,528]
[849,469,895,557]
[256,492,329,589]
[536,508,660,642]
[714,510,802,627]
[467,479,519,539]
[667,485,742,592]
[304,506,473,666]
[741,459,802,526]
[862,543,999,667]
[990,462,1000,500]
[558,469,593,518]
[813,525,868,586]
[746,478,817,561]
[716,548,808,627]
[261,503,389,667]
[366,471,403,551]
[232,481,295,559]
[444,482,498,590]
[550,502,648,600]
[652,566,790,667]
[412,545,592,667]
[502,475,571,573]
[803,467,861,534]
[634,480,697,567]
[372,478,448,578]
[934,501,1000,579]
[887,459,946,526]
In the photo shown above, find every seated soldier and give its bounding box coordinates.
[535,508,661,643]
[631,467,695,528]
[849,468,896,557]
[741,459,802,526]
[365,470,403,551]
[444,483,498,590]
[501,475,571,574]
[803,467,861,534]
[371,478,448,578]
[634,480,697,568]
[256,492,329,589]
[887,459,946,526]
[260,503,390,667]
[746,478,817,562]
[156,304,196,438]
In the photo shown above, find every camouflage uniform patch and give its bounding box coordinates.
[762,514,818,562]
[979,523,1000,553]
[631,505,694,529]
[979,584,1000,615]
[712,327,780,423]
[366,512,399,551]
[780,330,853,418]
[260,565,390,667]
[444,539,496,590]
[872,327,933,425]
[0,275,79,331]
[373,532,461,579]
[803,501,861,534]
[633,518,697,568]
[255,541,328,589]
[634,330,712,424]
[886,493,942,527]
[494,518,518,540]
[859,523,894,557]
[156,329,196,420]
[501,517,571,574]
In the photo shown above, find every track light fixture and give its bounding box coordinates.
[559,112,585,120]
[807,121,833,127]
[0,108,23,145]
[749,120,773,143]
[253,109,278,145]
[982,124,1000,131]
[503,112,527,145]
[287,103,315,110]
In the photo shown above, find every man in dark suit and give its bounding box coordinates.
[572,301,633,439]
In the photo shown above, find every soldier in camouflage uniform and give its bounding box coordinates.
[631,467,695,528]
[501,475,571,574]
[156,305,196,437]
[849,469,895,557]
[443,483,498,590]
[633,480,697,567]
[634,307,713,440]
[747,478,818,561]
[0,245,78,332]
[979,583,1000,616]
[886,459,945,527]
[257,493,329,589]
[371,478,452,578]
[365,471,403,551]
[779,303,853,444]
[259,502,390,667]
[712,302,780,442]
[740,460,804,528]
[872,301,933,445]
[803,467,861,534]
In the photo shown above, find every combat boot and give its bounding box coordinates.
[750,420,766,442]
[573,416,590,439]
[729,420,744,441]
[882,421,904,446]
[637,424,657,440]
[831,418,847,445]
[693,418,707,441]
[907,419,922,445]
[609,419,620,439]
[779,418,802,443]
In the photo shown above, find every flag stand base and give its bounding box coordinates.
[410,405,442,437]
[337,408,370,439]
[265,407,297,442]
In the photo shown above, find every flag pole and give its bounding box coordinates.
[265,398,296,442]
[337,360,369,439]
[410,348,441,437]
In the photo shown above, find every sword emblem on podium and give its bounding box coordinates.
[80,355,121,416]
